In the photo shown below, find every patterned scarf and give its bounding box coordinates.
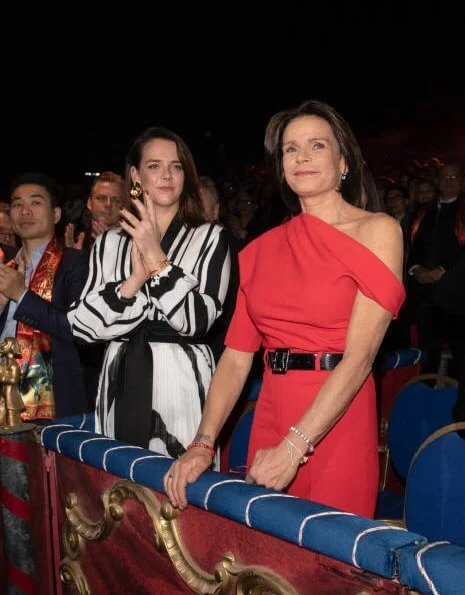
[6,237,63,420]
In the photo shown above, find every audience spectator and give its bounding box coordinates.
[0,172,89,420]
[405,162,465,378]
[410,179,438,217]
[63,171,125,410]
[0,206,18,261]
[226,186,261,247]
[65,171,124,252]
[199,175,220,222]
[384,184,412,239]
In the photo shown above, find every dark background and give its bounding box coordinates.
[2,3,463,194]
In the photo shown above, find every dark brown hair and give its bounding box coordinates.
[124,127,204,227]
[264,99,365,214]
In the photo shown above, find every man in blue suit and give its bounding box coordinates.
[0,172,89,420]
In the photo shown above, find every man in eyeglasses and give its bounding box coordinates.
[65,171,124,252]
[64,171,125,411]
[406,162,465,380]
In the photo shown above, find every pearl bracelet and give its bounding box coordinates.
[289,425,315,455]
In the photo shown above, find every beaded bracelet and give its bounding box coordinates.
[187,441,215,459]
[289,425,315,455]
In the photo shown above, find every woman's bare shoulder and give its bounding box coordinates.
[355,211,401,241]
[356,212,403,276]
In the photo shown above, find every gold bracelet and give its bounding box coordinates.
[147,258,170,278]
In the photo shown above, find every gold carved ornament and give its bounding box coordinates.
[60,479,298,594]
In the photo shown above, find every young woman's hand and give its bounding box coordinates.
[119,194,165,271]
[163,448,213,511]
[119,243,150,299]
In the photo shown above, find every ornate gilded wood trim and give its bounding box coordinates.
[226,560,299,595]
[60,479,297,594]
[60,558,91,595]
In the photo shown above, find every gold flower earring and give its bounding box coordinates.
[130,181,142,199]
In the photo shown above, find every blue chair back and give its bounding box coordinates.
[388,374,458,479]
[405,422,465,546]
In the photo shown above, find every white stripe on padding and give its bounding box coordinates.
[204,480,246,510]
[298,511,355,545]
[102,446,143,471]
[394,351,400,369]
[416,541,450,595]
[413,348,422,365]
[78,437,111,462]
[78,414,87,430]
[245,494,297,527]
[352,526,407,568]
[129,455,168,481]
[40,424,73,446]
[56,430,89,454]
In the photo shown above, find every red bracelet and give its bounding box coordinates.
[187,441,215,459]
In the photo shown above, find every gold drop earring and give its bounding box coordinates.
[130,181,142,198]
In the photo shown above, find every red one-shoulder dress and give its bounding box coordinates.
[225,213,405,517]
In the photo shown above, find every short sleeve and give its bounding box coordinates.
[224,244,262,352]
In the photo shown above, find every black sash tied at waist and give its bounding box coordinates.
[114,321,199,449]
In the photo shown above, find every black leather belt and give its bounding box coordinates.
[266,349,343,374]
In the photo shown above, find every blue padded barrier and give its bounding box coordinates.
[45,412,96,432]
[40,416,427,581]
[380,348,426,371]
[397,542,465,595]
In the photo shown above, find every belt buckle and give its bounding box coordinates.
[271,348,290,374]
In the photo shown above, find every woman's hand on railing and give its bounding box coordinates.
[246,440,302,491]
[163,448,213,511]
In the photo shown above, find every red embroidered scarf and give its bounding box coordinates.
[6,237,63,420]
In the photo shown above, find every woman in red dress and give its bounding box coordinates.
[165,99,405,518]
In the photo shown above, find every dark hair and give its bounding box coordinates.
[9,171,63,208]
[264,99,364,214]
[124,127,204,227]
[384,183,409,201]
[363,164,384,213]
